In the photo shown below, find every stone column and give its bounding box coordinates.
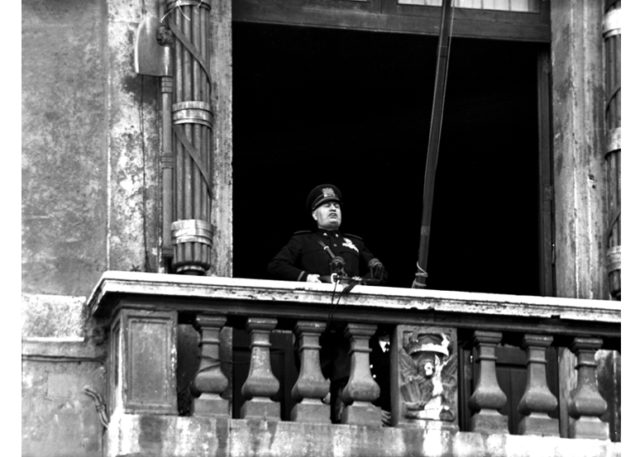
[550,0,607,300]
[192,315,229,416]
[568,337,609,439]
[240,318,280,419]
[517,334,559,436]
[468,331,508,434]
[210,0,233,277]
[291,321,331,423]
[550,0,608,436]
[341,323,381,425]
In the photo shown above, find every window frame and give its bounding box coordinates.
[232,0,550,43]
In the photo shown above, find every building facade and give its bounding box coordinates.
[22,1,621,456]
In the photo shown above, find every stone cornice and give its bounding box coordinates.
[86,272,621,337]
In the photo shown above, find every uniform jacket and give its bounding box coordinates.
[267,229,377,282]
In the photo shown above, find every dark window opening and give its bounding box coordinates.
[231,22,548,424]
[233,22,542,296]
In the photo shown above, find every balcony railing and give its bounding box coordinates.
[86,271,621,457]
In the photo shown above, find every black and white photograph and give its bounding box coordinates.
[17,0,636,456]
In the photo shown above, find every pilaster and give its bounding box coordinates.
[550,0,607,300]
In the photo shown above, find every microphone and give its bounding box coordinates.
[330,256,346,275]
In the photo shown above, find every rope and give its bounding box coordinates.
[411,261,429,288]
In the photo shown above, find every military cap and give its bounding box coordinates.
[306,184,342,212]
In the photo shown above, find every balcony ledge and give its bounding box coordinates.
[87,271,621,338]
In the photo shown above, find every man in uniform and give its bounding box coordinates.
[267,183,387,422]
[267,183,386,284]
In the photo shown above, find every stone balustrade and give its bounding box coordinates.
[469,330,508,434]
[86,272,621,456]
[517,334,559,436]
[192,315,229,416]
[290,321,330,423]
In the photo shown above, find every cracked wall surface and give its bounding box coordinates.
[22,0,160,299]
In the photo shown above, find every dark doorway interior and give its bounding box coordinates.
[232,22,542,296]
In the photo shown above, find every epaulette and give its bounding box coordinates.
[344,233,363,241]
[293,230,312,236]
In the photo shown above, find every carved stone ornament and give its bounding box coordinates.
[394,326,458,428]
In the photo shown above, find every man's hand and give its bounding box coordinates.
[330,255,346,276]
[306,274,322,283]
[368,258,386,281]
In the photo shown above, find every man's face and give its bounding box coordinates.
[313,201,342,230]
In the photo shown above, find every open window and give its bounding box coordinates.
[229,2,554,426]
[232,22,549,296]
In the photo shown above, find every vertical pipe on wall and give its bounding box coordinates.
[158,0,175,270]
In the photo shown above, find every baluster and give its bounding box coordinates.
[469,330,508,434]
[568,337,609,439]
[341,323,381,425]
[291,321,331,423]
[240,318,281,419]
[517,334,559,436]
[192,315,229,416]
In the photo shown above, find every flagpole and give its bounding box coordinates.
[413,0,455,288]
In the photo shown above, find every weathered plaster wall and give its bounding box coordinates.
[211,0,234,277]
[22,0,161,300]
[21,293,86,338]
[22,0,162,455]
[105,414,622,457]
[22,0,109,297]
[22,339,106,457]
[106,0,161,276]
[550,0,607,300]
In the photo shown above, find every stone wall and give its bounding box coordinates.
[22,0,160,299]
[22,0,160,454]
[22,339,106,457]
[105,414,621,457]
[22,0,109,297]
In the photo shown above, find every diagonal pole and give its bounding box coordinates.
[412,0,455,288]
